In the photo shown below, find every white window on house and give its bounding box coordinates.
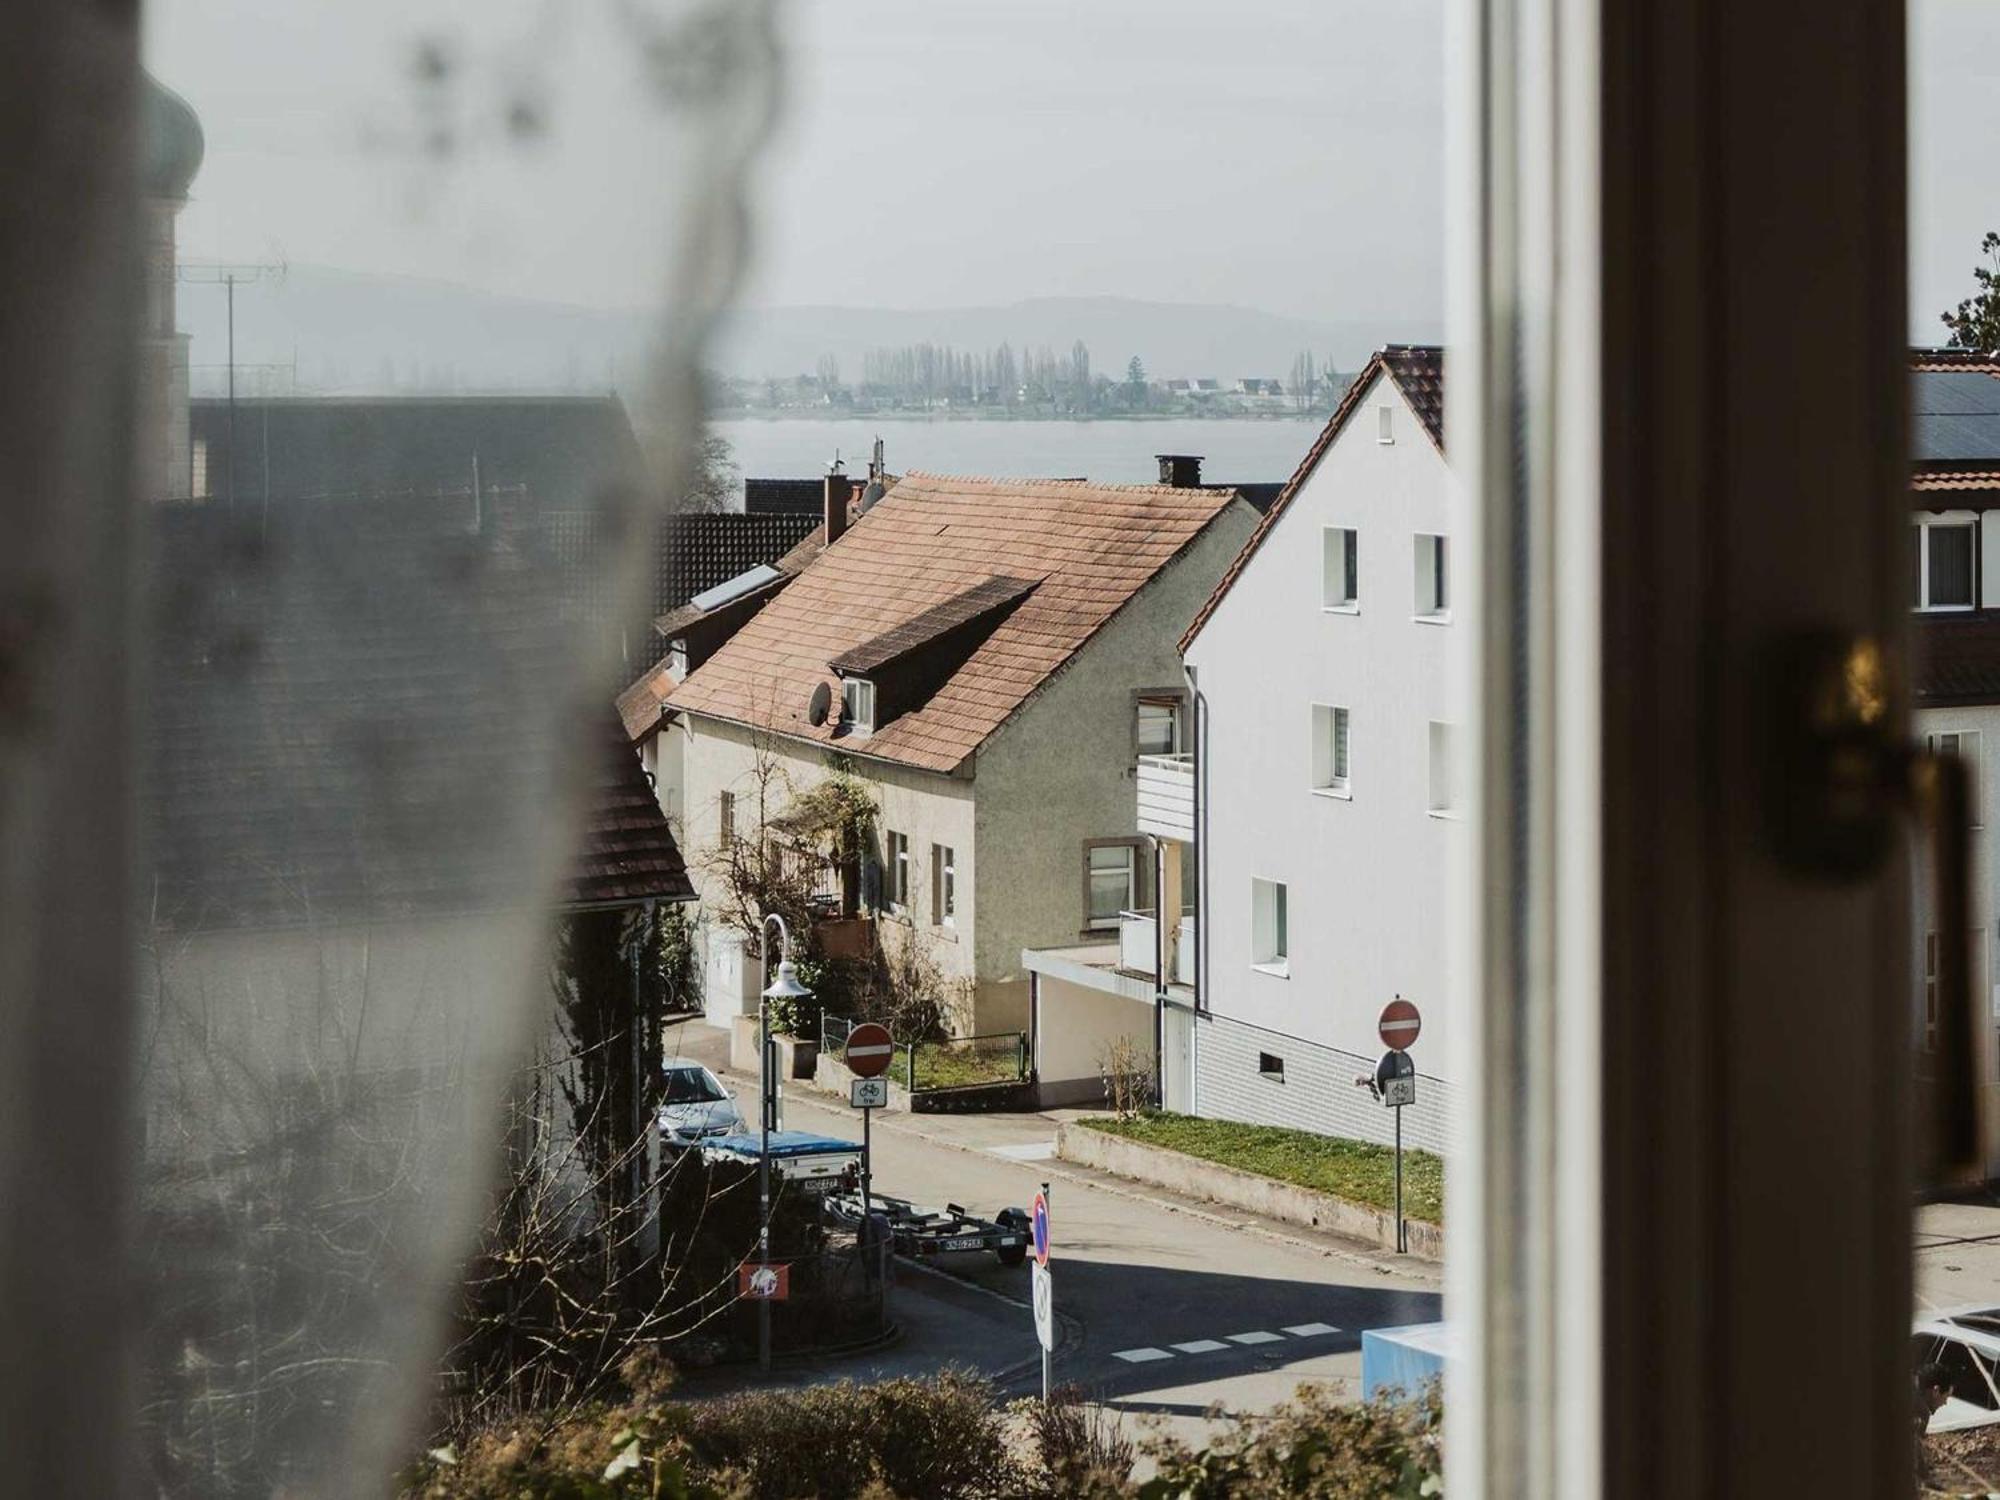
[1251,877,1288,973]
[1428,721,1456,815]
[1913,517,1978,611]
[666,638,689,680]
[1086,843,1138,929]
[932,843,956,927]
[885,830,910,911]
[718,790,735,846]
[841,676,876,734]
[1415,534,1449,618]
[1929,730,1983,827]
[1136,694,1182,757]
[1258,1051,1286,1081]
[1323,527,1359,609]
[1377,405,1395,444]
[1310,704,1351,795]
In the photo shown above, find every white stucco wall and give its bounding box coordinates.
[1185,369,1462,1084]
[973,503,1259,1031]
[1033,971,1153,1105]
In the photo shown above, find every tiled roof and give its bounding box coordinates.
[1914,471,2000,495]
[1181,344,1444,652]
[655,511,820,622]
[148,495,691,931]
[664,473,1240,773]
[1917,612,2000,707]
[1912,349,2000,374]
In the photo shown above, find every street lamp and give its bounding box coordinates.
[757,912,811,1374]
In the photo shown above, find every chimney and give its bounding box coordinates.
[1157,454,1204,488]
[824,461,849,545]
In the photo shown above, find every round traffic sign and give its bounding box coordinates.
[1378,997,1422,1051]
[844,1022,896,1079]
[1030,1190,1051,1267]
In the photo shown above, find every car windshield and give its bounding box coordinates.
[662,1068,726,1106]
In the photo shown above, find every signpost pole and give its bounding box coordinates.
[1394,1102,1405,1254]
[1040,1180,1051,1404]
[862,1099,874,1271]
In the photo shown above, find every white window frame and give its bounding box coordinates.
[841,676,876,734]
[1414,533,1450,619]
[1135,694,1182,758]
[1323,526,1360,611]
[1250,877,1288,976]
[1913,513,1979,613]
[1377,404,1395,444]
[1428,720,1456,816]
[1085,842,1139,930]
[1310,703,1351,797]
[885,829,909,911]
[1928,730,1984,828]
[931,842,956,927]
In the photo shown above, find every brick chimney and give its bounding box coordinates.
[824,462,849,545]
[1156,454,1204,488]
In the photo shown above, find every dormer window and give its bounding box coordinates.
[666,638,689,681]
[841,676,876,735]
[1913,515,1978,612]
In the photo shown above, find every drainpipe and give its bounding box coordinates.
[1187,663,1208,1119]
[1146,833,1165,1109]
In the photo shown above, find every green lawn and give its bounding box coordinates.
[908,1038,1027,1091]
[1078,1111,1444,1224]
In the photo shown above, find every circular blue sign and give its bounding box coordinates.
[1030,1191,1050,1267]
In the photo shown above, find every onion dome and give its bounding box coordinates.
[140,75,204,202]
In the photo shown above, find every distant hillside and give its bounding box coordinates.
[178,266,1439,396]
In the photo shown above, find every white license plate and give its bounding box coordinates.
[941,1236,985,1252]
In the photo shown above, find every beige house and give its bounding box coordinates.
[620,470,1258,1050]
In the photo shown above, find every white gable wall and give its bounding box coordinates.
[1186,369,1461,1118]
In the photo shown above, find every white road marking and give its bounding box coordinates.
[1171,1339,1229,1354]
[1283,1322,1342,1338]
[1226,1330,1285,1345]
[988,1141,1055,1161]
[1113,1346,1175,1363]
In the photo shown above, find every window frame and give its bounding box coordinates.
[718,789,735,847]
[1133,690,1184,759]
[841,676,876,734]
[1414,532,1450,620]
[1912,513,1979,613]
[1427,720,1456,816]
[1310,702,1351,797]
[1250,876,1288,976]
[931,842,956,928]
[1323,525,1360,611]
[1082,837,1145,931]
[884,829,910,912]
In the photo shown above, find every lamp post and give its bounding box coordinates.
[757,912,812,1375]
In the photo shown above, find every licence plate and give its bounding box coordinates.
[941,1236,985,1252]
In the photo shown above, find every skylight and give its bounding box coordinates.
[688,564,785,614]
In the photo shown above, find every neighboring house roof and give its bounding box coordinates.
[655,511,820,623]
[1916,613,2000,708]
[188,394,648,511]
[1180,344,1445,653]
[1914,471,2000,496]
[1912,368,2000,466]
[148,496,691,932]
[828,574,1042,676]
[664,472,1241,773]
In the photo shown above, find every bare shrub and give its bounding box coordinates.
[1097,1034,1155,1118]
[1012,1385,1133,1499]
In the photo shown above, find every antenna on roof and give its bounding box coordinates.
[827,449,845,475]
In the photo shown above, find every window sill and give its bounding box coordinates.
[1322,603,1360,615]
[1251,961,1290,979]
[1412,611,1453,625]
[1311,786,1352,801]
[1427,808,1461,821]
[1914,604,1977,614]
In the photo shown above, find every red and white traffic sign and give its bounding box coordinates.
[1030,1190,1051,1268]
[844,1022,895,1079]
[1378,997,1422,1051]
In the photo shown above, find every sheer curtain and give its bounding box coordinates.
[2,2,780,1493]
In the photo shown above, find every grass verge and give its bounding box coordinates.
[1076,1110,1444,1224]
[909,1038,1026,1090]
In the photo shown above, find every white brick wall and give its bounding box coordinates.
[1194,1010,1455,1156]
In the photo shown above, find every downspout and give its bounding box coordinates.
[1147,833,1165,1108]
[1188,663,1208,1118]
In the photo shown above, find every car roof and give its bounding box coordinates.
[1916,1307,2000,1354]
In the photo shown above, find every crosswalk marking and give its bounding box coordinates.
[1283,1322,1342,1337]
[1226,1330,1285,1345]
[1171,1339,1230,1353]
[1113,1346,1174,1363]
[1113,1324,1349,1366]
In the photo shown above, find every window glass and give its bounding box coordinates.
[1415,533,1449,616]
[1428,721,1454,813]
[1323,527,1359,608]
[1930,522,1975,608]
[1088,844,1136,925]
[1311,704,1350,792]
[1137,697,1181,756]
[1252,877,1289,968]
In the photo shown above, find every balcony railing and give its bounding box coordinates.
[1119,909,1196,986]
[1136,753,1195,842]
[1174,916,1197,986]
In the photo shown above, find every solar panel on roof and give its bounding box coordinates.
[1914,371,2000,416]
[689,563,784,613]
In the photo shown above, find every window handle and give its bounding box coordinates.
[1768,632,1982,1187]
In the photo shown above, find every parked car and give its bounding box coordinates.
[1914,1308,2000,1432]
[658,1060,746,1147]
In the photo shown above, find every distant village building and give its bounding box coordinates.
[137,77,203,501]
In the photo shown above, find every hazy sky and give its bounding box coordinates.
[144,0,2000,333]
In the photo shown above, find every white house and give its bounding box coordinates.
[622,470,1258,1078]
[1023,346,1460,1146]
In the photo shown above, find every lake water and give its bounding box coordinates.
[710,416,1322,488]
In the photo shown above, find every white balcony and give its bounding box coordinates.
[1174,916,1196,985]
[1118,910,1157,974]
[1136,752,1195,841]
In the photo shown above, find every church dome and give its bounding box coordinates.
[141,76,204,202]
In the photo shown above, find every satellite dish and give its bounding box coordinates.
[807,681,832,727]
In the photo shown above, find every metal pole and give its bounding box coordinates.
[1394,1103,1405,1254]
[1041,1179,1052,1404]
[861,1102,873,1270]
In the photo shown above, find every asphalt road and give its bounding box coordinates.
[667,1020,1442,1422]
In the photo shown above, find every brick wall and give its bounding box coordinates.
[1193,1010,1456,1156]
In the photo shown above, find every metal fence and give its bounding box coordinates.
[904,1032,1029,1092]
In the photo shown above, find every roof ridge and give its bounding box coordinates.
[895,470,1243,499]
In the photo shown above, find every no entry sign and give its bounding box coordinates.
[844,1022,895,1079]
[1378,997,1422,1051]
